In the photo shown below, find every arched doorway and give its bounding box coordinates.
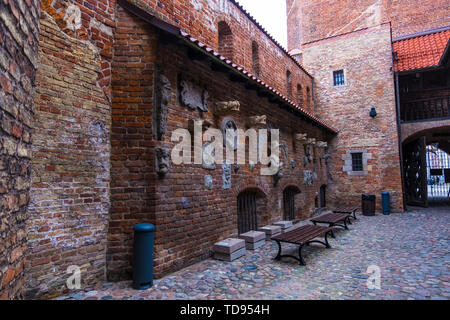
[283,186,301,220]
[402,126,450,207]
[237,189,268,234]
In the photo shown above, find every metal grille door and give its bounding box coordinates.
[283,188,296,220]
[237,191,258,234]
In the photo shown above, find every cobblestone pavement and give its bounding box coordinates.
[58,207,450,300]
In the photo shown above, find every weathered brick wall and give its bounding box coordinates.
[109,7,331,280]
[41,0,115,100]
[25,9,111,298]
[0,0,40,300]
[125,0,316,113]
[302,24,404,212]
[287,0,450,48]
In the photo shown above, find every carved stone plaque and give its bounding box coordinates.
[180,78,208,112]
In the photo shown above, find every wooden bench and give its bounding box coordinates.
[271,225,333,265]
[332,206,358,221]
[310,212,351,230]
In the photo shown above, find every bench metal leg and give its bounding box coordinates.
[274,240,282,261]
[353,210,358,220]
[298,244,306,266]
[273,240,306,265]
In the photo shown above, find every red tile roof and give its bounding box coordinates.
[393,29,450,72]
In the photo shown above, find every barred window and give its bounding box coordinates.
[333,70,345,86]
[351,153,363,171]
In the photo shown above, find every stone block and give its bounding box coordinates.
[245,239,265,250]
[273,221,293,230]
[213,238,245,255]
[214,247,246,262]
[259,225,281,239]
[239,231,265,243]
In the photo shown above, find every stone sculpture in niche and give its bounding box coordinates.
[306,138,316,145]
[202,142,216,170]
[304,170,313,186]
[155,147,170,175]
[215,101,240,116]
[222,163,231,189]
[221,118,238,151]
[155,74,172,140]
[179,77,208,112]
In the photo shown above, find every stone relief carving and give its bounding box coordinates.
[290,159,295,170]
[304,144,313,165]
[215,101,240,116]
[222,163,231,189]
[304,170,313,186]
[205,175,213,189]
[247,115,267,128]
[64,4,82,31]
[202,142,216,170]
[316,141,328,148]
[295,133,307,143]
[221,118,238,151]
[155,147,170,175]
[306,138,316,145]
[273,169,283,186]
[179,78,208,112]
[155,74,171,140]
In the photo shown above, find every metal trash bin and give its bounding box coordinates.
[381,192,390,215]
[133,223,155,290]
[362,194,376,216]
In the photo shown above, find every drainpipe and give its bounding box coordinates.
[394,72,406,211]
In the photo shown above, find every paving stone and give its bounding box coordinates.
[55,207,449,300]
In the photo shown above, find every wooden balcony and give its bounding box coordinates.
[401,96,450,122]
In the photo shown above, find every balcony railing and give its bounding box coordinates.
[401,96,450,122]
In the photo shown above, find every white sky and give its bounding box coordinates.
[237,0,288,48]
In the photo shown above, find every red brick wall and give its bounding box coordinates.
[287,0,450,48]
[108,6,157,280]
[0,0,40,300]
[125,0,316,114]
[26,10,111,298]
[109,7,332,280]
[302,24,404,212]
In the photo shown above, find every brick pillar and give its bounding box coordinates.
[0,0,41,300]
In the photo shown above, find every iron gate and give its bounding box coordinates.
[403,136,428,207]
[237,191,258,234]
[283,187,297,220]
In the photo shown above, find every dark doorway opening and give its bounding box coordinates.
[283,187,300,220]
[320,185,327,208]
[237,190,258,234]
